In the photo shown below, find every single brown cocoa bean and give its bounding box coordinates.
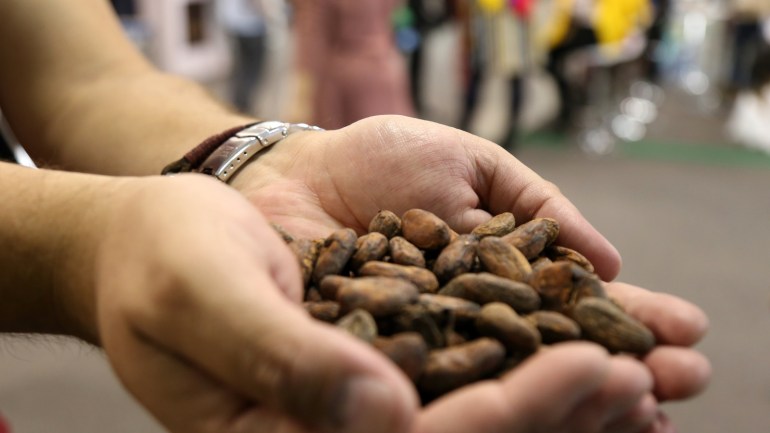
[529,261,606,312]
[571,297,655,354]
[290,238,321,288]
[337,276,420,317]
[525,311,581,343]
[401,209,452,250]
[368,210,402,238]
[471,212,517,238]
[477,236,532,282]
[418,338,505,398]
[502,218,560,259]
[358,261,439,293]
[373,332,429,381]
[303,301,341,323]
[336,308,378,343]
[432,234,479,283]
[389,236,426,267]
[439,272,541,313]
[546,245,595,273]
[312,228,358,283]
[476,303,541,353]
[350,232,389,270]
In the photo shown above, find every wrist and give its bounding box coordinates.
[0,163,132,343]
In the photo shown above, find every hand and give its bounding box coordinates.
[231,115,621,280]
[227,115,711,432]
[91,175,418,433]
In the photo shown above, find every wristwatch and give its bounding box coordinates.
[162,121,323,183]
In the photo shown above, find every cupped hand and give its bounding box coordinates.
[230,115,622,281]
[92,175,418,433]
[227,114,711,431]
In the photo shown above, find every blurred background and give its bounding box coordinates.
[1,0,769,432]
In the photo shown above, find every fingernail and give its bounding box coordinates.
[336,377,400,433]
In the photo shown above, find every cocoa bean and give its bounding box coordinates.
[571,297,655,354]
[389,236,426,267]
[477,236,532,282]
[471,212,517,237]
[476,302,541,353]
[373,332,429,381]
[312,228,357,283]
[546,245,595,273]
[529,261,606,312]
[401,209,452,250]
[336,309,378,343]
[417,338,506,398]
[439,272,541,313]
[337,276,419,317]
[303,301,340,323]
[368,210,402,238]
[290,238,321,288]
[350,232,389,270]
[525,310,581,343]
[432,234,479,283]
[502,218,560,259]
[358,261,439,293]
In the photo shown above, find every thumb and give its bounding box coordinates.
[133,254,419,433]
[414,342,613,433]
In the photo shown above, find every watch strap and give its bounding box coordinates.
[162,121,323,183]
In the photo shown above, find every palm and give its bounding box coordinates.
[233,116,500,240]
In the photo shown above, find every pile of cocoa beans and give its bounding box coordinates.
[281,209,655,403]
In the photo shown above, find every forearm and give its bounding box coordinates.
[0,0,254,176]
[0,162,122,342]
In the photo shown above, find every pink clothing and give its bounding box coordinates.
[294,0,415,129]
[0,413,10,433]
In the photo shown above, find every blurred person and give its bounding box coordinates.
[407,0,456,114]
[291,0,415,129]
[0,2,711,433]
[216,0,269,112]
[544,0,652,132]
[728,0,770,93]
[459,0,536,150]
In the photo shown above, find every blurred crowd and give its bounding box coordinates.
[116,0,770,154]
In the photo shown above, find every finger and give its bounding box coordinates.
[102,319,246,433]
[605,282,709,346]
[443,207,494,234]
[643,346,712,401]
[141,270,416,432]
[413,342,613,433]
[639,412,676,433]
[602,393,658,433]
[107,320,319,433]
[566,355,654,432]
[131,223,417,432]
[470,141,622,280]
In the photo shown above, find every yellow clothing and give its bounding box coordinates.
[594,0,651,46]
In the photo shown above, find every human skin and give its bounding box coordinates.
[0,1,710,433]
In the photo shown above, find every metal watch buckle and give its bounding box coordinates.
[200,121,323,182]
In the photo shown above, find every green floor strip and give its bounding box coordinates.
[520,132,770,169]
